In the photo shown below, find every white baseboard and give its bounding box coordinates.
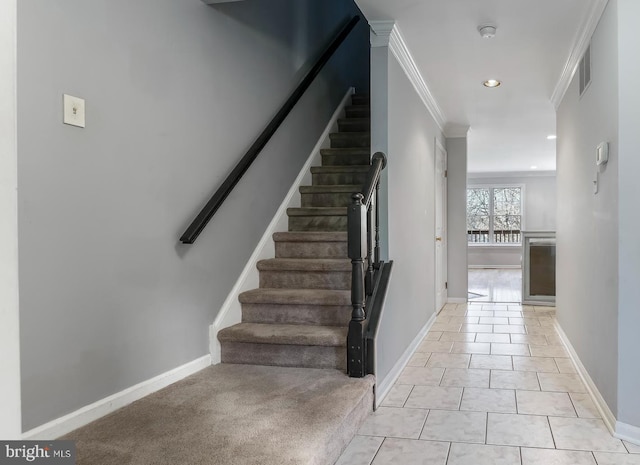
[22,355,211,440]
[374,312,436,408]
[447,298,467,304]
[522,300,556,307]
[553,321,617,433]
[615,421,640,446]
[208,87,356,363]
[468,265,522,269]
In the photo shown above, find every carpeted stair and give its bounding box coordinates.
[63,95,375,465]
[218,94,371,370]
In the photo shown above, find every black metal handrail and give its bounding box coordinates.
[180,15,361,244]
[347,152,390,378]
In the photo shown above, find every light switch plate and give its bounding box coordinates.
[63,94,85,128]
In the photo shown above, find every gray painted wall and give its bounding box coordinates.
[0,0,21,438]
[556,0,619,416]
[446,138,468,299]
[616,0,640,429]
[17,0,369,431]
[370,45,390,262]
[375,52,444,384]
[467,174,556,267]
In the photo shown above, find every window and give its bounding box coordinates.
[467,186,522,244]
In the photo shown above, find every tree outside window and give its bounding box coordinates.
[467,186,522,244]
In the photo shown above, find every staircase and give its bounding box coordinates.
[218,93,371,371]
[65,95,377,465]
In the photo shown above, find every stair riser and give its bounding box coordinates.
[221,342,346,370]
[242,304,351,326]
[330,136,370,149]
[275,241,347,258]
[321,154,370,166]
[338,121,370,132]
[312,172,368,186]
[260,270,351,290]
[301,192,354,208]
[288,216,347,232]
[345,107,369,118]
[351,95,370,106]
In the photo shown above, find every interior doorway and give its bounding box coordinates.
[466,180,525,304]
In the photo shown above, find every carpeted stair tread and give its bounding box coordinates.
[345,106,370,118]
[329,131,370,137]
[257,258,351,272]
[273,231,347,242]
[273,232,348,259]
[287,207,348,216]
[311,166,370,186]
[287,208,348,232]
[239,288,351,306]
[300,185,361,194]
[320,148,370,156]
[329,132,371,148]
[351,94,370,105]
[338,118,370,132]
[65,364,374,465]
[338,117,370,124]
[310,165,370,173]
[219,322,347,347]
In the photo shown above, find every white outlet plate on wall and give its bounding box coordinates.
[63,94,85,128]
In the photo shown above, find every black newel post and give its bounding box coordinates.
[374,179,381,268]
[365,202,374,296]
[347,193,367,377]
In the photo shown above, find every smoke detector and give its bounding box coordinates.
[478,24,497,39]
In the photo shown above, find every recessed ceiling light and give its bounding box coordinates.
[531,165,538,170]
[547,135,557,140]
[483,79,501,88]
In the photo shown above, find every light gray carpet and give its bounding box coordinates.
[64,364,374,465]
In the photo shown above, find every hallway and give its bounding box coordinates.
[336,302,640,465]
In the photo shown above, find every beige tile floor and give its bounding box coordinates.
[336,303,640,465]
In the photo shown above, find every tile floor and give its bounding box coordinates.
[336,302,640,465]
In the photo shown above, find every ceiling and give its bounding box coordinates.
[354,0,602,173]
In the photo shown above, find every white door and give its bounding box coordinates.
[435,139,448,312]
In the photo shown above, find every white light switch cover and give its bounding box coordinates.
[63,94,85,128]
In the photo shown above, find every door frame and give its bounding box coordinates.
[434,138,448,312]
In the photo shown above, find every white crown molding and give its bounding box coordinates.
[369,21,447,133]
[444,124,470,138]
[550,0,609,109]
[369,20,395,48]
[388,25,447,133]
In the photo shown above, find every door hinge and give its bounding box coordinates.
[445,282,448,290]
[444,170,448,178]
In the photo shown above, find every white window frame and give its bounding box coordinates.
[467,183,525,247]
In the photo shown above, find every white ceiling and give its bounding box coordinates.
[355,0,600,173]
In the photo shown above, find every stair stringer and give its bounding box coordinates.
[209,87,355,364]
